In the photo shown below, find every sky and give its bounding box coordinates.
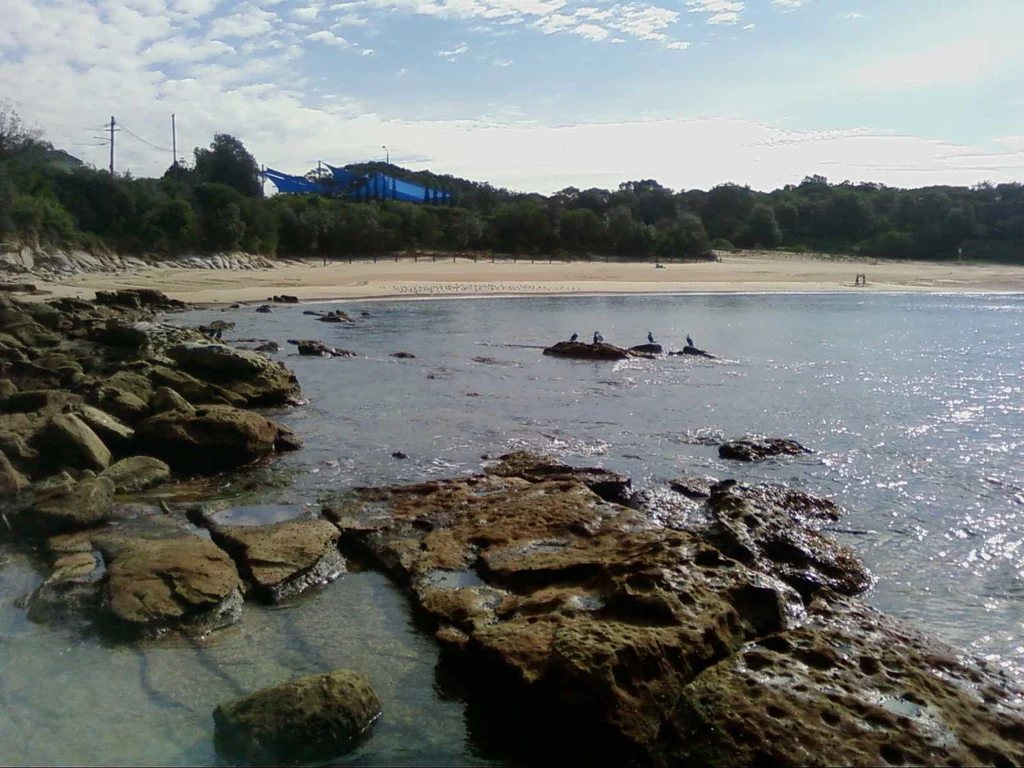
[2,0,1023,194]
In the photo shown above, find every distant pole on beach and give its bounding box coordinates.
[382,145,389,165]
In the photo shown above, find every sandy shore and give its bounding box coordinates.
[32,252,1024,305]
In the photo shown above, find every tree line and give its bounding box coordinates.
[1,107,1022,263]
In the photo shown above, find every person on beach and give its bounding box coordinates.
[593,331,604,344]
[686,334,694,348]
[648,332,655,344]
[570,333,579,342]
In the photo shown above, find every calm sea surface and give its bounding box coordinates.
[2,292,1022,765]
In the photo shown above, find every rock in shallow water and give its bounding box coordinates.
[719,437,812,462]
[213,669,381,764]
[319,453,1024,766]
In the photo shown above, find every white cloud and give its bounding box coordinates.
[772,0,809,8]
[141,37,235,64]
[493,58,514,66]
[664,40,690,50]
[686,0,743,24]
[361,47,376,55]
[743,22,754,29]
[436,42,469,56]
[307,29,352,46]
[841,12,862,19]
[855,40,1001,90]
[292,5,322,19]
[208,5,279,37]
[573,22,609,40]
[332,12,369,25]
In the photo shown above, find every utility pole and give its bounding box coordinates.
[171,113,177,174]
[109,116,116,175]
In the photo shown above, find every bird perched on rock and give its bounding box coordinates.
[686,334,694,347]
[570,333,579,342]
[648,332,655,344]
[593,331,604,344]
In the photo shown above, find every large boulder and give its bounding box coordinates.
[145,364,245,407]
[76,513,243,636]
[33,413,112,472]
[542,340,632,360]
[719,437,812,462]
[166,342,301,406]
[149,385,194,414]
[2,320,62,348]
[287,339,356,358]
[3,389,83,415]
[201,517,344,602]
[213,670,381,764]
[100,456,172,494]
[134,405,302,474]
[10,475,116,535]
[93,288,187,311]
[73,404,134,452]
[88,385,151,425]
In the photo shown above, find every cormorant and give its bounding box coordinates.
[686,334,694,347]
[647,332,655,344]
[570,333,578,342]
[593,331,604,344]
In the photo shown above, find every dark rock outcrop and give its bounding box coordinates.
[629,343,663,354]
[542,341,632,360]
[165,342,301,406]
[390,351,416,359]
[487,450,632,504]
[134,405,301,474]
[287,339,356,358]
[100,456,172,494]
[213,670,381,764]
[673,345,715,358]
[719,437,812,462]
[93,289,187,311]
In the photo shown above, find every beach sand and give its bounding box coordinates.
[34,251,1024,305]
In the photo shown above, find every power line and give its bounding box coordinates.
[119,123,173,153]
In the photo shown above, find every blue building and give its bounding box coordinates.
[263,163,452,204]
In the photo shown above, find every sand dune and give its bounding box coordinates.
[34,252,1024,305]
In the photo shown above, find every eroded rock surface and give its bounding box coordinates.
[542,341,633,360]
[320,453,1024,766]
[719,437,812,462]
[487,450,632,504]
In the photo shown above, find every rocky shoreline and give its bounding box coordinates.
[2,288,1023,765]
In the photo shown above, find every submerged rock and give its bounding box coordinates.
[719,437,812,462]
[629,343,663,354]
[287,339,356,358]
[677,345,715,358]
[213,670,381,764]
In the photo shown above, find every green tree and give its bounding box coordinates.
[193,134,262,198]
[748,204,783,248]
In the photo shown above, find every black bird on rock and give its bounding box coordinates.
[570,333,578,342]
[647,332,655,344]
[686,334,694,347]
[593,331,604,344]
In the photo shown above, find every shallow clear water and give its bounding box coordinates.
[2,292,1022,765]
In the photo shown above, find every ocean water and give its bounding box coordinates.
[1,292,1022,765]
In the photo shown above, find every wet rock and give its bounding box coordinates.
[668,475,719,499]
[203,517,344,602]
[135,405,301,474]
[73,404,134,452]
[13,476,115,535]
[629,343,663,354]
[105,370,154,402]
[629,486,707,530]
[704,481,871,599]
[149,385,194,414]
[256,304,273,313]
[542,340,632,360]
[0,449,29,494]
[2,320,62,348]
[145,364,244,407]
[322,470,806,764]
[213,669,381,764]
[287,339,356,358]
[101,456,172,494]
[719,438,812,462]
[23,550,105,626]
[486,451,632,505]
[663,592,1024,768]
[318,310,352,323]
[165,342,301,406]
[88,514,242,636]
[34,413,112,472]
[677,345,715,358]
[391,451,408,460]
[95,319,207,353]
[390,351,416,359]
[255,341,280,353]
